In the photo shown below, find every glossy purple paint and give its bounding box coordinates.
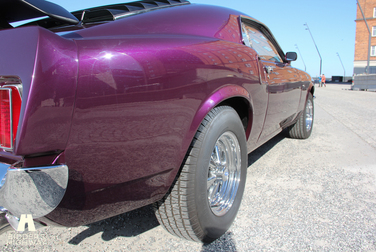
[70,5,243,43]
[17,28,78,156]
[0,3,313,227]
[0,26,77,157]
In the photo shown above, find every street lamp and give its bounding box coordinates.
[337,52,346,82]
[356,0,371,74]
[295,44,306,72]
[304,23,322,77]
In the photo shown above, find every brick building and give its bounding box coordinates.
[354,0,376,74]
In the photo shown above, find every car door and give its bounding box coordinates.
[242,21,302,141]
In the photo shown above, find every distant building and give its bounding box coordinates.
[354,0,376,74]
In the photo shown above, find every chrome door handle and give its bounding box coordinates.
[265,66,274,74]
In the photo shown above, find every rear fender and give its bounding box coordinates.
[182,85,252,157]
[12,27,78,156]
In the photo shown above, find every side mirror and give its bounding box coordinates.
[285,52,297,62]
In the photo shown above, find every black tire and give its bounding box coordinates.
[154,106,247,243]
[288,92,314,139]
[0,224,13,235]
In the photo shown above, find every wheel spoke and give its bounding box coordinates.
[209,159,217,171]
[219,146,227,166]
[209,183,220,202]
[207,176,216,190]
[214,145,221,165]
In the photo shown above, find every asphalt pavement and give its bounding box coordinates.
[1,83,376,251]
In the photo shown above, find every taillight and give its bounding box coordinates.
[0,86,22,150]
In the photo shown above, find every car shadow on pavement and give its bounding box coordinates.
[68,204,159,245]
[201,231,237,251]
[248,130,287,167]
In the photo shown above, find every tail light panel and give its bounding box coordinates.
[0,85,22,151]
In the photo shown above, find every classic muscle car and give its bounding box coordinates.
[0,0,314,243]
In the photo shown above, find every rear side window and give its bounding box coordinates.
[241,23,282,63]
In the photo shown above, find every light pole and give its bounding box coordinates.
[356,0,371,74]
[295,44,306,72]
[304,23,322,77]
[337,52,346,82]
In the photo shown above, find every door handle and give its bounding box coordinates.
[265,66,274,74]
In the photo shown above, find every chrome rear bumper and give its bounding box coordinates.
[0,163,68,219]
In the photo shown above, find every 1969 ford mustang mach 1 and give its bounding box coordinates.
[0,0,314,243]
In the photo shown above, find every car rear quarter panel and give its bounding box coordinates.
[50,5,270,226]
[0,26,78,157]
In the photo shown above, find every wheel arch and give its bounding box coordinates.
[184,85,253,156]
[217,96,253,140]
[309,84,315,96]
[169,85,254,197]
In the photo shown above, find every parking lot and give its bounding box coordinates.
[1,83,376,251]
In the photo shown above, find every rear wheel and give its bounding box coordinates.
[288,93,314,139]
[154,106,247,243]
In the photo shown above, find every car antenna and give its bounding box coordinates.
[77,10,87,27]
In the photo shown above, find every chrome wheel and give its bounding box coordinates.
[288,93,314,139]
[207,131,241,216]
[305,99,313,131]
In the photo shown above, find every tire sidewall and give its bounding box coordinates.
[191,107,247,242]
[303,93,314,138]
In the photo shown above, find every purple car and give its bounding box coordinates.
[0,0,314,242]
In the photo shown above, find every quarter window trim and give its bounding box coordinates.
[240,16,286,63]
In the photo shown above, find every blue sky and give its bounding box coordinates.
[34,0,357,78]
